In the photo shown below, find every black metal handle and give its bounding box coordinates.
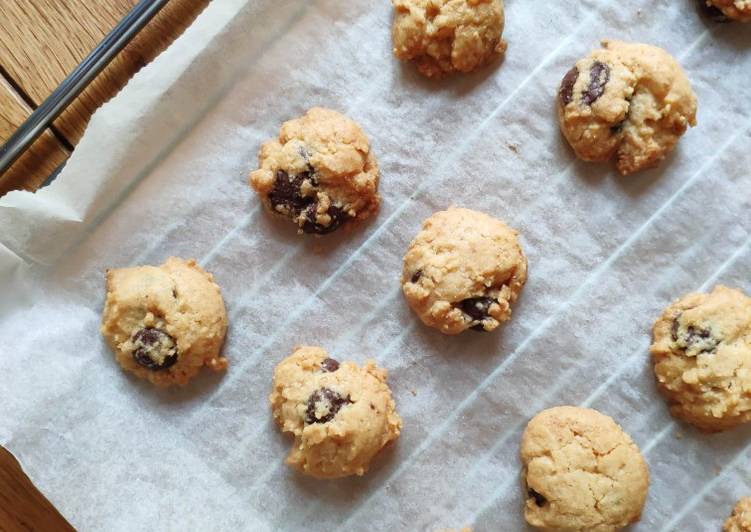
[0,0,169,176]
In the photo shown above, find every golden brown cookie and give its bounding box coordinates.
[391,0,506,78]
[270,346,402,479]
[725,497,751,532]
[520,406,649,531]
[401,207,527,335]
[101,257,228,387]
[558,40,697,175]
[248,107,379,235]
[651,285,751,432]
[706,0,751,21]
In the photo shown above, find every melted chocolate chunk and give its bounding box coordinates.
[268,169,313,213]
[458,297,495,322]
[672,316,720,354]
[268,169,349,234]
[528,488,547,507]
[582,61,610,105]
[321,358,340,373]
[671,315,681,341]
[301,204,349,235]
[131,327,178,370]
[305,388,352,424]
[410,270,423,283]
[685,325,717,352]
[559,66,579,106]
[698,0,730,22]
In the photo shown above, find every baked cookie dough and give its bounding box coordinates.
[248,107,379,235]
[401,207,527,335]
[651,285,751,432]
[391,0,507,78]
[558,40,697,175]
[270,346,402,478]
[520,406,649,531]
[725,497,751,532]
[101,257,228,387]
[705,0,751,21]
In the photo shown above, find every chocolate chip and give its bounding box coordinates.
[321,358,340,372]
[685,325,717,352]
[267,169,349,234]
[131,327,178,370]
[582,61,610,106]
[305,388,352,424]
[301,204,349,235]
[458,297,495,322]
[559,66,579,106]
[671,315,681,341]
[698,0,730,22]
[410,270,423,283]
[528,488,547,507]
[268,169,312,213]
[672,317,720,355]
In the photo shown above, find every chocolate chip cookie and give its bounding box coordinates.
[270,346,402,478]
[402,207,527,335]
[705,0,751,21]
[391,0,507,78]
[248,107,379,235]
[520,406,650,531]
[101,257,228,386]
[725,497,751,532]
[651,285,751,432]
[558,40,697,175]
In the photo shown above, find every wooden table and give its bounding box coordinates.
[0,1,208,528]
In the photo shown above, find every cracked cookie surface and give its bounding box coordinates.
[248,107,379,234]
[520,406,649,531]
[725,497,751,532]
[401,207,527,335]
[270,346,402,478]
[651,285,751,432]
[391,0,506,78]
[558,40,697,175]
[707,0,751,21]
[101,257,228,387]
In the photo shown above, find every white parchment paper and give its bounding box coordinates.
[1,0,750,530]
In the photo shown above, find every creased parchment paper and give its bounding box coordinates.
[1,0,750,530]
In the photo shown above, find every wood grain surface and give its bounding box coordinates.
[0,0,209,528]
[0,448,75,532]
[0,0,209,198]
[0,76,69,197]
[0,0,209,143]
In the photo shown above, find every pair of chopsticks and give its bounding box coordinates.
[0,0,168,178]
